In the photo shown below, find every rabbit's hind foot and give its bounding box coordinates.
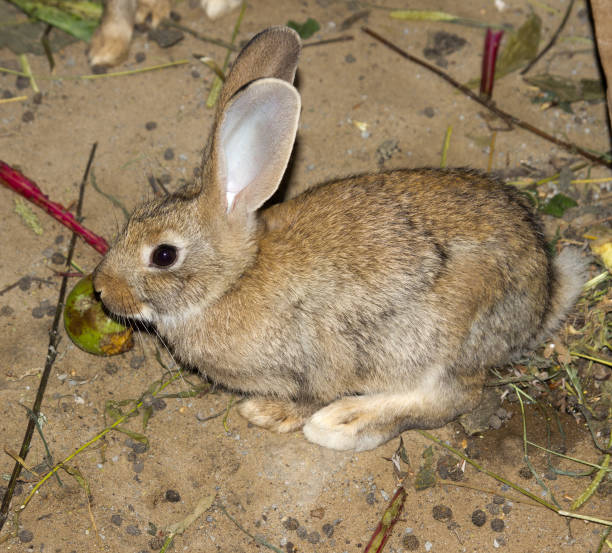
[303,383,482,451]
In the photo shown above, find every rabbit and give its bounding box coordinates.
[89,0,242,68]
[93,26,587,451]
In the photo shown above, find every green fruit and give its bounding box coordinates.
[64,274,133,356]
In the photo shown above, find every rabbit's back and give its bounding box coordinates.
[173,169,557,403]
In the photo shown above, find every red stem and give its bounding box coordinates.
[480,28,504,99]
[0,160,109,255]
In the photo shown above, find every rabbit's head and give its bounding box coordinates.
[93,27,302,326]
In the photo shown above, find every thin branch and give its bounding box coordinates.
[0,143,98,532]
[521,0,575,75]
[361,26,612,170]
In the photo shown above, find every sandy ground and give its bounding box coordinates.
[0,0,611,552]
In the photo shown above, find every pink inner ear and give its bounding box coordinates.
[217,78,301,214]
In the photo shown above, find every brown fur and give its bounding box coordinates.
[93,27,586,451]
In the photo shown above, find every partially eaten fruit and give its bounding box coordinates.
[64,274,133,356]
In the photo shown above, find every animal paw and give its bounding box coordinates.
[238,399,309,433]
[88,20,133,67]
[136,0,171,27]
[302,397,389,451]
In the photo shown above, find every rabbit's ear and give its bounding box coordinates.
[212,78,300,214]
[218,26,301,111]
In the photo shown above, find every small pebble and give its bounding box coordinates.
[145,121,158,131]
[22,111,35,123]
[432,504,452,522]
[126,524,141,536]
[490,518,505,532]
[191,70,201,79]
[55,235,64,244]
[423,106,435,118]
[322,523,334,538]
[2,90,14,99]
[0,305,14,316]
[19,276,32,290]
[31,306,45,319]
[366,491,376,504]
[111,514,123,526]
[518,466,533,479]
[19,529,34,543]
[132,461,145,473]
[310,507,324,518]
[149,537,164,550]
[345,53,356,63]
[91,65,107,75]
[471,509,487,527]
[132,441,148,453]
[159,173,172,185]
[307,531,320,544]
[486,503,500,516]
[502,503,512,515]
[165,489,181,502]
[164,148,175,160]
[135,52,146,63]
[153,398,167,411]
[51,252,66,265]
[296,526,308,539]
[282,517,299,530]
[402,534,420,550]
[170,10,181,21]
[104,363,119,375]
[488,414,503,429]
[492,495,505,505]
[16,76,30,89]
[286,542,295,553]
[130,356,145,369]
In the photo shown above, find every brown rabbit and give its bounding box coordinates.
[89,0,241,67]
[93,27,586,451]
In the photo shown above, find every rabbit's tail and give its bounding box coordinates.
[538,248,587,343]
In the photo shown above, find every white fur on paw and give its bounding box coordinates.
[302,400,387,452]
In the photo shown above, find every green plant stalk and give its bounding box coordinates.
[513,384,560,508]
[440,125,452,168]
[417,430,612,526]
[19,54,38,93]
[364,486,406,553]
[81,60,190,79]
[570,351,612,368]
[526,440,611,472]
[18,371,183,512]
[571,423,612,511]
[206,1,246,108]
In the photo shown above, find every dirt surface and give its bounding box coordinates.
[1,0,611,552]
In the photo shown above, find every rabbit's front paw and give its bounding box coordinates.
[88,21,133,67]
[238,398,311,433]
[303,397,391,451]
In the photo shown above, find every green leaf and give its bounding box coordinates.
[539,193,578,217]
[525,74,604,104]
[8,0,102,42]
[414,445,436,490]
[495,12,541,78]
[287,17,320,39]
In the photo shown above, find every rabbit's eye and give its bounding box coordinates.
[151,244,178,268]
